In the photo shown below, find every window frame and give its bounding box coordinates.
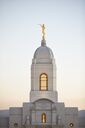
[40,73,48,91]
[41,113,46,123]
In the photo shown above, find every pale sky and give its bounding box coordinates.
[0,0,85,110]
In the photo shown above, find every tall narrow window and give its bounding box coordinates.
[40,73,48,91]
[41,113,46,123]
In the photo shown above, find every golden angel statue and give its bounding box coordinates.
[40,24,45,40]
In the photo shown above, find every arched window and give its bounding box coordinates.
[41,113,46,123]
[40,73,48,91]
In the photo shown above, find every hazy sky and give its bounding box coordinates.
[0,0,85,110]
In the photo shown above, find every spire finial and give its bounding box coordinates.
[40,24,45,40]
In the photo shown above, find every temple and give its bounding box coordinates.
[0,25,85,128]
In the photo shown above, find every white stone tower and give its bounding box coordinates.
[30,24,58,103]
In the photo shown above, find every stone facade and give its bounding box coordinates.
[8,100,78,128]
[0,39,85,128]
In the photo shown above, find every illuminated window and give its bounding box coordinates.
[69,123,74,127]
[40,73,48,91]
[41,113,46,123]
